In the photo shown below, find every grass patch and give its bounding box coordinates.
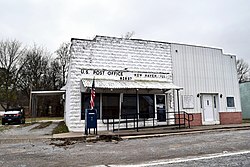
[242,119,250,123]
[0,125,12,132]
[30,121,52,130]
[52,121,69,134]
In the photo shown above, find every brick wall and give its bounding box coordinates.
[219,112,242,124]
[71,36,172,75]
[67,36,173,131]
[175,113,202,126]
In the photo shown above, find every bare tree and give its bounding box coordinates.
[0,39,26,109]
[121,31,135,39]
[56,42,70,86]
[237,58,250,83]
[18,45,51,98]
[47,60,63,90]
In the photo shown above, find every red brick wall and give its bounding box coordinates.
[175,113,202,126]
[175,112,242,126]
[190,113,202,126]
[219,112,242,124]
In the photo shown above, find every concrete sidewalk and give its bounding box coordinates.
[52,123,250,141]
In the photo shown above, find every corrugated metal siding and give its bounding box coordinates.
[172,44,241,113]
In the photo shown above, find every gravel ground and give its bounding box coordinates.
[1,122,250,166]
[0,128,250,166]
[0,122,58,139]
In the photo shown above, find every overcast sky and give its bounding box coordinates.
[0,0,249,64]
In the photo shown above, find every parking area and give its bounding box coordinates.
[0,122,57,139]
[0,118,68,143]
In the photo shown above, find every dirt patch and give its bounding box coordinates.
[49,134,123,148]
[30,121,52,130]
[97,135,123,142]
[50,139,77,147]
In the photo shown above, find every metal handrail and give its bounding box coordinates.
[102,110,194,131]
[181,111,194,128]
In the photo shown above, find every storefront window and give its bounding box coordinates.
[139,94,155,118]
[102,93,119,119]
[81,93,100,120]
[122,94,137,119]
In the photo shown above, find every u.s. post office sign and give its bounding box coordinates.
[81,68,171,82]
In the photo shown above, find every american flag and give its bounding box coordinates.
[90,78,95,109]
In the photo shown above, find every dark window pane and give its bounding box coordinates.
[102,93,119,119]
[139,94,155,118]
[214,96,216,108]
[227,97,235,107]
[122,94,137,119]
[81,93,100,120]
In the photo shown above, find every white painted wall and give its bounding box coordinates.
[171,43,241,115]
[66,36,172,132]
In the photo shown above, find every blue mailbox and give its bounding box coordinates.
[85,109,97,135]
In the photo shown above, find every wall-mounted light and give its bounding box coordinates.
[220,94,223,98]
[197,93,200,98]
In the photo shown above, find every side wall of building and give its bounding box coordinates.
[171,43,241,125]
[240,82,250,119]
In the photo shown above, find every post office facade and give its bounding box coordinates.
[64,36,241,132]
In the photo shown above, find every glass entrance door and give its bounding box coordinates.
[156,95,166,122]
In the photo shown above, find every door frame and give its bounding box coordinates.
[155,94,167,122]
[201,93,220,125]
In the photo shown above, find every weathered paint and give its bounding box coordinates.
[66,36,173,132]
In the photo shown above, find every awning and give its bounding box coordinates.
[82,79,182,90]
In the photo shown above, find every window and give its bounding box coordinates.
[227,97,235,108]
[81,93,100,120]
[139,94,155,118]
[102,93,119,119]
[122,94,137,119]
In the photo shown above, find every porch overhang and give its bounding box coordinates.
[81,79,182,90]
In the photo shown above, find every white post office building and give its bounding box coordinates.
[64,35,241,132]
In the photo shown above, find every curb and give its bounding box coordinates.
[120,126,250,140]
[1,125,250,143]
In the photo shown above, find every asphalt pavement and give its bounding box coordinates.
[1,121,250,142]
[52,123,250,141]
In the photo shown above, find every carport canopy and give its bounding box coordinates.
[31,90,66,96]
[30,90,66,117]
